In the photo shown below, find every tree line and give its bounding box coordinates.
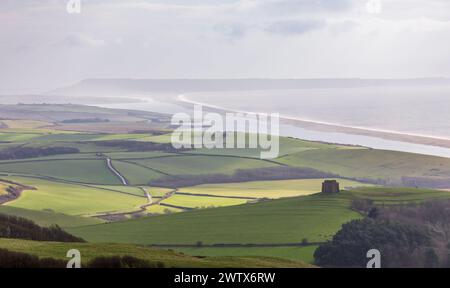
[0,146,80,160]
[0,213,84,242]
[0,249,165,268]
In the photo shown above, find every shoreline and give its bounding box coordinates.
[177,93,450,150]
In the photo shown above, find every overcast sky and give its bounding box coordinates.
[1,0,450,93]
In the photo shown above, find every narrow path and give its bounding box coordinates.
[106,158,129,186]
[140,187,153,204]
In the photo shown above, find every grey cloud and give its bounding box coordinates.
[265,20,326,36]
[252,0,355,15]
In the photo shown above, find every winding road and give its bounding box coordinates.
[106,158,129,186]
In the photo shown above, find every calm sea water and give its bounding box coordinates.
[187,86,450,138]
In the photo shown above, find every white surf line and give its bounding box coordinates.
[106,158,129,186]
[177,93,450,142]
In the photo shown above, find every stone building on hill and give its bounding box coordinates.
[322,180,340,193]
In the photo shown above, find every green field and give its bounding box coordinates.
[278,148,450,183]
[161,194,249,209]
[111,160,167,185]
[146,204,184,214]
[130,155,279,176]
[0,133,42,142]
[179,178,371,199]
[0,159,120,185]
[349,186,450,204]
[3,177,147,216]
[0,239,312,268]
[89,185,171,198]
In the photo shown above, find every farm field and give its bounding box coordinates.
[179,178,371,199]
[0,120,53,129]
[89,185,172,198]
[0,238,312,268]
[130,155,279,176]
[0,159,120,185]
[110,160,167,185]
[2,177,147,216]
[160,194,249,209]
[146,204,184,214]
[180,136,350,159]
[0,133,43,142]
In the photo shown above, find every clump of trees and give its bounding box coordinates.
[0,214,85,242]
[314,219,431,268]
[0,249,67,268]
[316,199,450,268]
[0,146,79,160]
[93,140,187,153]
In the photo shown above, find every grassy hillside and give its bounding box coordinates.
[130,155,278,176]
[278,148,450,184]
[348,187,450,204]
[69,193,360,245]
[175,246,318,264]
[0,238,313,268]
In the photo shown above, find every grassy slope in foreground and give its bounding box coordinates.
[0,239,312,268]
[69,193,360,245]
[176,246,318,264]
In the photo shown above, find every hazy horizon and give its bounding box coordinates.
[2,0,450,94]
